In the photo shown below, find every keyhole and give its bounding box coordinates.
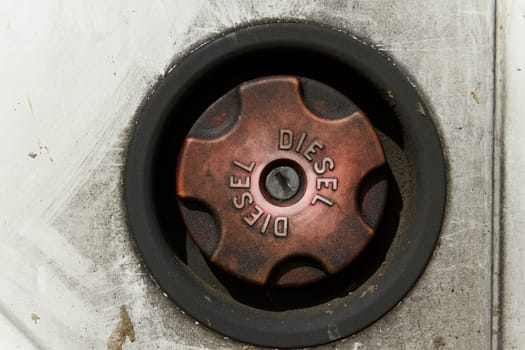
[264,165,302,201]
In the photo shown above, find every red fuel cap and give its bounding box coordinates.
[176,76,386,286]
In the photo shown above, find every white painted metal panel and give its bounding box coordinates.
[0,0,511,349]
[501,0,525,349]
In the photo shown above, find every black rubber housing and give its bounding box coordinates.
[124,23,446,348]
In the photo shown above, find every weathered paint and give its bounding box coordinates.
[0,0,506,349]
[500,0,525,349]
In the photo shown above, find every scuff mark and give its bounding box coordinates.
[30,313,40,324]
[37,140,54,163]
[40,145,53,163]
[327,323,340,340]
[360,284,378,298]
[385,89,396,106]
[470,91,480,104]
[352,342,365,350]
[416,102,427,117]
[107,305,135,350]
[433,335,446,348]
[28,142,53,162]
[28,97,34,119]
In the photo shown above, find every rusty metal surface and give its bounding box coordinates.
[176,76,386,286]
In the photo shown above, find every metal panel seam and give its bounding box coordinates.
[491,0,505,349]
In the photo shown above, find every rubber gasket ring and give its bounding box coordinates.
[125,22,446,348]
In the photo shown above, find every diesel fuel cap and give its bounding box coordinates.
[176,76,387,286]
[126,22,446,348]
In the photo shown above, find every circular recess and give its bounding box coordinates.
[125,22,446,348]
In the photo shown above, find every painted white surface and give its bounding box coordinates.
[501,0,525,348]
[0,0,506,349]
[0,1,208,348]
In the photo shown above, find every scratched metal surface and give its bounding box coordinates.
[500,0,525,349]
[0,1,498,349]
